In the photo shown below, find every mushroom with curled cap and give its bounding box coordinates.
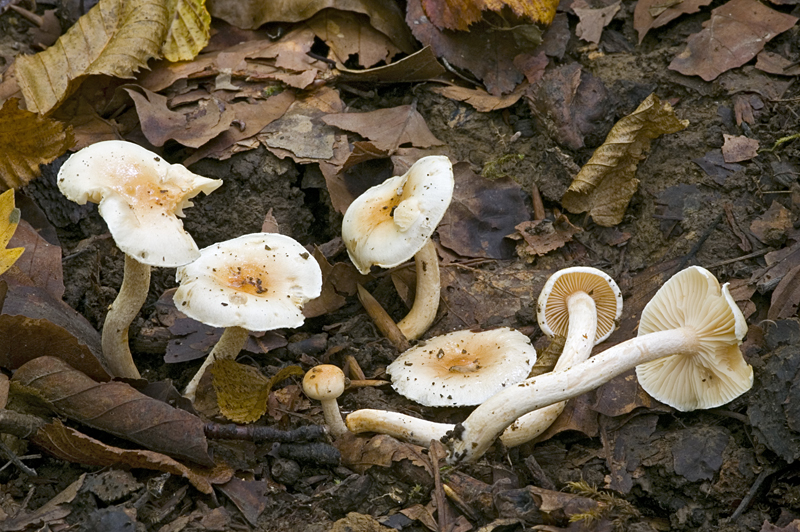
[175,232,322,401]
[501,266,622,448]
[342,156,454,340]
[57,140,222,379]
[303,365,348,438]
[346,266,752,464]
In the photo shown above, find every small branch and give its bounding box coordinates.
[204,423,326,443]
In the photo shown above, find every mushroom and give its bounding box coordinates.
[445,265,752,463]
[387,328,537,407]
[57,140,222,379]
[501,267,622,448]
[302,365,348,437]
[345,266,752,463]
[342,156,454,340]
[174,232,323,401]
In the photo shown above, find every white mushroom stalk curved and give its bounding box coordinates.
[175,233,322,401]
[347,409,451,446]
[342,156,454,340]
[303,365,348,438]
[445,266,751,463]
[501,267,622,448]
[57,140,222,379]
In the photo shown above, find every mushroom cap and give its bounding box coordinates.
[537,267,623,344]
[342,156,454,274]
[635,266,753,412]
[174,233,322,331]
[57,141,222,267]
[386,328,537,407]
[303,365,346,401]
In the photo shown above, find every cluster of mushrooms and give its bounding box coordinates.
[57,141,754,466]
[302,155,755,465]
[57,141,323,401]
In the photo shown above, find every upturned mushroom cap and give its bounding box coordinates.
[174,233,322,331]
[342,156,454,274]
[303,365,346,401]
[57,141,221,267]
[386,328,537,407]
[537,267,623,344]
[635,266,752,411]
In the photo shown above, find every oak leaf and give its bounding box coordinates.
[16,0,169,114]
[561,93,688,227]
[162,0,211,62]
[0,99,74,190]
[0,190,23,275]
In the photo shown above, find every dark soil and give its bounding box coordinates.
[2,1,800,531]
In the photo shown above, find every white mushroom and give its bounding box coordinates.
[387,328,537,407]
[57,140,221,379]
[303,365,348,438]
[175,233,322,401]
[342,156,454,340]
[446,266,751,463]
[501,267,622,448]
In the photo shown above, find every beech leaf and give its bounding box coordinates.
[420,0,559,31]
[33,420,232,494]
[162,0,211,62]
[0,189,23,275]
[16,0,169,114]
[0,99,74,190]
[561,93,688,227]
[12,356,213,466]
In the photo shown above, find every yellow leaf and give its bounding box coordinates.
[0,189,24,276]
[0,98,74,190]
[561,94,689,227]
[162,0,211,62]
[16,0,169,115]
[211,360,303,424]
[421,0,558,31]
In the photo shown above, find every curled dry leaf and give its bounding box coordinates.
[633,0,713,43]
[33,420,232,494]
[16,0,169,114]
[0,189,23,275]
[12,356,213,466]
[0,99,74,190]
[161,0,211,62]
[511,214,582,260]
[210,359,303,424]
[668,0,798,82]
[721,134,759,163]
[561,93,689,227]
[9,219,65,299]
[573,0,621,44]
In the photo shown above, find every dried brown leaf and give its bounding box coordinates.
[573,0,621,44]
[8,219,64,299]
[0,99,74,190]
[0,283,107,381]
[16,0,169,114]
[207,0,416,53]
[336,432,432,474]
[430,82,528,112]
[304,9,403,68]
[12,356,213,465]
[322,104,442,154]
[750,201,793,246]
[512,214,582,260]
[769,264,800,320]
[125,87,233,148]
[162,0,211,62]
[561,93,689,226]
[722,134,759,163]
[336,46,446,85]
[32,420,231,494]
[438,162,530,259]
[668,0,798,82]
[633,0,713,43]
[304,247,367,318]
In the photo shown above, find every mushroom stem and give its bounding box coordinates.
[501,291,597,447]
[184,326,249,401]
[397,239,440,340]
[101,254,150,379]
[447,327,700,464]
[322,398,349,438]
[346,409,451,446]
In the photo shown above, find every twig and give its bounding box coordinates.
[0,441,37,476]
[277,442,341,466]
[678,211,724,270]
[357,284,410,352]
[703,248,770,269]
[430,440,451,532]
[730,465,778,521]
[204,423,326,443]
